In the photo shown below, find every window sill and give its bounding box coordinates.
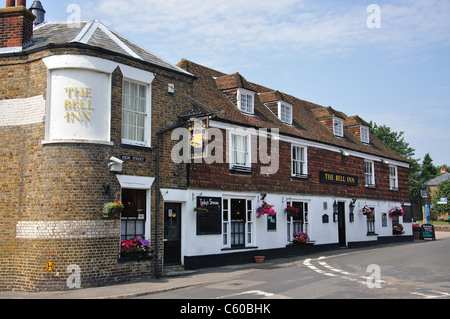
[291,174,309,180]
[366,233,378,236]
[221,246,258,251]
[119,143,153,151]
[365,184,376,189]
[229,165,252,174]
[390,187,399,192]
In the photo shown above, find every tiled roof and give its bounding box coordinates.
[423,172,450,186]
[177,59,409,164]
[22,19,193,77]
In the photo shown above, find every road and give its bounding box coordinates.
[138,232,450,300]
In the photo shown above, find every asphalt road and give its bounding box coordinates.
[139,232,450,300]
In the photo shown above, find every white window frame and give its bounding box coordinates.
[291,145,308,177]
[364,160,376,187]
[229,130,252,169]
[360,126,370,144]
[333,117,344,137]
[389,165,399,191]
[286,201,309,243]
[278,102,293,125]
[237,88,255,114]
[116,175,154,247]
[122,79,151,147]
[222,197,255,248]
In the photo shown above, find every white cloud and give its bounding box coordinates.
[81,0,450,63]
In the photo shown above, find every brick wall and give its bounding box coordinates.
[0,7,34,48]
[0,47,194,291]
[189,128,410,203]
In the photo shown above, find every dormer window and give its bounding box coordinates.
[237,88,254,114]
[279,102,293,125]
[333,117,344,137]
[360,126,370,144]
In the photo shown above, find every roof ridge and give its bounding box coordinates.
[70,19,99,44]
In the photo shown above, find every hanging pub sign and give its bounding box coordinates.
[196,197,222,235]
[319,171,358,186]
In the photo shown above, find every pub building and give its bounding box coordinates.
[0,1,412,292]
[0,1,196,291]
[172,60,412,269]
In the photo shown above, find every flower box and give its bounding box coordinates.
[120,237,152,261]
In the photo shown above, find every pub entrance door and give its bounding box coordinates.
[338,202,347,247]
[164,203,182,265]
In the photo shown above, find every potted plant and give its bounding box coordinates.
[393,224,404,235]
[103,200,124,218]
[256,201,276,219]
[389,206,404,218]
[293,232,310,245]
[120,236,152,260]
[284,203,299,219]
[360,205,373,217]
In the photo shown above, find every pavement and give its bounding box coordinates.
[1,231,449,299]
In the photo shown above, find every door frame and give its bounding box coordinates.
[337,201,347,247]
[164,202,182,265]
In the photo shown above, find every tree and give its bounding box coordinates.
[420,153,438,182]
[369,121,420,196]
[369,122,416,160]
[432,180,450,218]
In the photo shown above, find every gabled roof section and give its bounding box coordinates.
[21,19,193,77]
[345,115,370,128]
[259,90,284,103]
[215,72,256,92]
[311,106,347,120]
[177,59,409,164]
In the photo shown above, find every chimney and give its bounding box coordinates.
[0,0,35,49]
[441,168,447,175]
[29,0,44,26]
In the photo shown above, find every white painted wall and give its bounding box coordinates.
[161,188,412,265]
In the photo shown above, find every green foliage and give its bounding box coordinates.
[432,180,450,217]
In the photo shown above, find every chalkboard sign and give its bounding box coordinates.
[421,224,436,240]
[196,197,222,235]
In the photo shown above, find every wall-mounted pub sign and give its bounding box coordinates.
[319,171,358,186]
[196,197,222,235]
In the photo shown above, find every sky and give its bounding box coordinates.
[37,0,450,166]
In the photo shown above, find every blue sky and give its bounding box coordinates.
[39,0,450,166]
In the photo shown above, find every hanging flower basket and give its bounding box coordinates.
[256,201,276,218]
[284,204,299,219]
[103,200,124,218]
[194,205,209,213]
[389,206,404,218]
[360,205,373,217]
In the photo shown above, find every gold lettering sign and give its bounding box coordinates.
[64,87,94,122]
[320,171,358,186]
